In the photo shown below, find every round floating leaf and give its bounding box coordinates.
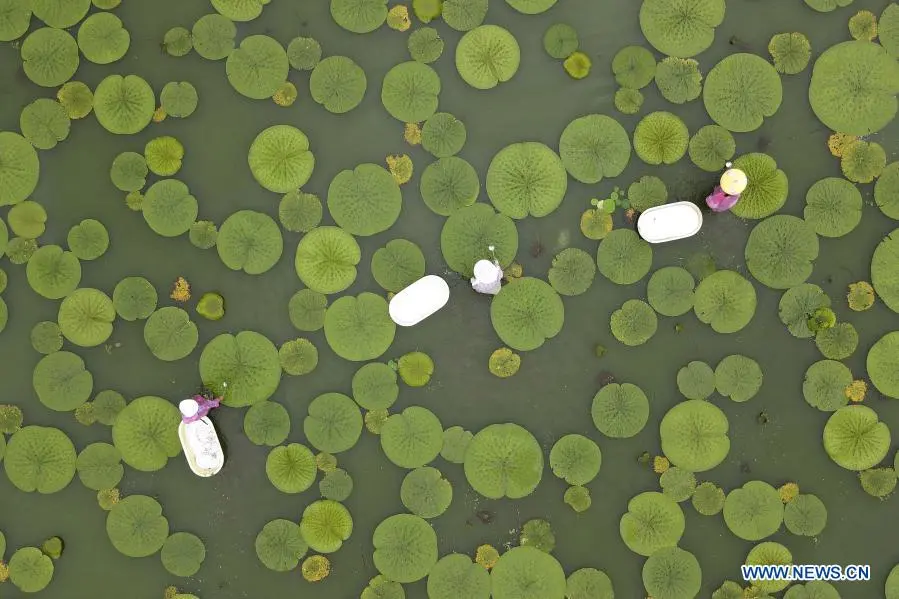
[33,350,92,411]
[715,355,763,402]
[287,36,321,70]
[289,289,328,331]
[162,26,192,57]
[7,200,46,239]
[380,406,443,468]
[77,12,129,64]
[279,338,317,375]
[620,491,684,556]
[93,74,155,135]
[244,401,290,446]
[490,277,564,351]
[58,288,115,347]
[142,179,198,237]
[693,269,757,333]
[192,13,235,60]
[67,219,108,261]
[841,139,886,184]
[660,399,730,472]
[422,112,467,158]
[0,0,31,42]
[160,82,198,118]
[443,0,487,31]
[615,87,644,114]
[304,393,363,454]
[639,0,725,57]
[597,229,653,285]
[612,46,656,89]
[487,142,567,219]
[505,0,556,14]
[20,99,70,150]
[279,191,322,233]
[591,383,650,439]
[745,215,818,290]
[113,277,157,321]
[4,426,76,493]
[143,307,198,362]
[558,115,632,184]
[548,248,595,296]
[211,0,266,21]
[401,466,453,518]
[455,25,521,90]
[112,396,181,471]
[294,226,360,294]
[464,423,543,499]
[661,467,696,503]
[809,41,899,136]
[803,359,852,412]
[199,331,281,407]
[779,283,830,338]
[310,56,367,114]
[804,177,862,237]
[266,443,316,493]
[647,267,695,317]
[110,151,147,192]
[642,546,702,599]
[31,321,63,354]
[144,136,185,177]
[76,442,122,490]
[815,322,858,360]
[161,532,205,577]
[330,0,386,33]
[8,547,54,593]
[769,32,811,75]
[323,293,396,361]
[824,405,891,470]
[875,162,899,220]
[869,331,899,398]
[704,54,782,133]
[91,390,126,426]
[320,468,353,501]
[328,163,402,236]
[371,239,425,292]
[428,553,490,599]
[420,156,480,216]
[216,210,283,275]
[189,221,218,250]
[352,362,398,410]
[688,124,735,172]
[440,426,473,464]
[627,175,668,212]
[372,514,438,584]
[634,111,689,165]
[248,125,314,193]
[381,61,440,123]
[106,495,169,557]
[549,434,600,486]
[543,23,578,59]
[6,236,37,264]
[784,494,827,536]
[873,231,899,313]
[440,203,518,277]
[30,0,89,27]
[692,482,726,515]
[300,500,353,553]
[723,481,784,541]
[0,132,40,206]
[255,519,307,571]
[610,299,657,346]
[677,361,715,400]
[226,35,288,99]
[491,546,565,599]
[655,57,702,104]
[26,245,81,299]
[22,27,79,87]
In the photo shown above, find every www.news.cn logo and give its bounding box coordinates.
[741,564,871,582]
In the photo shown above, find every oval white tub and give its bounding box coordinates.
[389,275,450,327]
[178,419,225,477]
[637,201,703,244]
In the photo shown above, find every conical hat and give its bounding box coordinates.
[473,259,500,281]
[720,168,748,195]
[179,398,199,417]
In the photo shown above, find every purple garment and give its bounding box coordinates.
[705,185,740,212]
[182,395,221,423]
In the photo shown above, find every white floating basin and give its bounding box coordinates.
[178,419,224,477]
[389,275,450,326]
[637,201,703,244]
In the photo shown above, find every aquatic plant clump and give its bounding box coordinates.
[558,114,632,184]
[490,277,564,351]
[660,399,730,472]
[809,41,899,136]
[455,25,521,90]
[464,422,543,499]
[491,546,566,599]
[703,54,783,133]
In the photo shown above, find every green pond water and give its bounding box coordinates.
[2,0,899,598]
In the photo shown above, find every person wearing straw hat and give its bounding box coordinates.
[470,245,504,295]
[705,162,748,213]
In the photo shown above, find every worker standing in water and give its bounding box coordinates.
[470,245,504,295]
[705,162,748,212]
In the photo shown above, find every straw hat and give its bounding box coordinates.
[473,259,501,282]
[720,168,748,195]
[179,398,199,417]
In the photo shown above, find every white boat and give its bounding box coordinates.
[178,418,224,477]
[636,201,703,244]
[389,275,450,326]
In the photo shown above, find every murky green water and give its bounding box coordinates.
[2,0,899,597]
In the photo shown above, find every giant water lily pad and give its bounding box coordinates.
[331,0,387,33]
[0,132,40,206]
[217,210,283,274]
[112,396,181,471]
[310,56,367,114]
[93,75,155,135]
[420,156,480,216]
[660,399,730,472]
[328,164,402,236]
[868,332,899,399]
[490,277,564,351]
[558,115,631,184]
[58,288,115,347]
[22,27,79,87]
[597,229,653,285]
[248,125,314,193]
[372,514,438,584]
[26,245,80,299]
[142,179,198,237]
[106,495,169,557]
[693,270,757,333]
[487,142,567,219]
[704,54,783,133]
[639,0,725,57]
[872,230,899,313]
[4,426,76,493]
[199,331,281,407]
[304,393,363,454]
[324,293,396,361]
[745,215,819,290]
[226,35,288,99]
[143,307,199,362]
[455,25,521,89]
[440,203,518,277]
[492,546,566,599]
[8,546,54,592]
[295,226,361,294]
[380,406,443,468]
[33,350,92,411]
[620,491,684,556]
[381,61,441,123]
[464,423,543,499]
